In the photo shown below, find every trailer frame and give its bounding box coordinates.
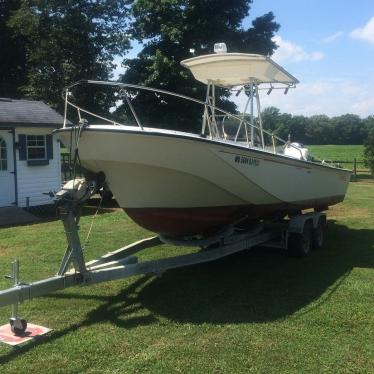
[0,195,326,336]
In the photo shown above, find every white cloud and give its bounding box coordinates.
[232,79,374,118]
[309,51,325,61]
[350,16,374,44]
[272,35,325,63]
[322,31,344,43]
[352,97,374,114]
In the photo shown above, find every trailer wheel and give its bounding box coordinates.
[10,317,27,335]
[313,216,326,249]
[288,220,313,257]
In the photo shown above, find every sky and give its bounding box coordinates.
[114,0,374,118]
[240,0,374,117]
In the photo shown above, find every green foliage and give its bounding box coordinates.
[364,127,374,173]
[3,0,130,111]
[0,0,26,98]
[120,0,280,132]
[262,106,373,145]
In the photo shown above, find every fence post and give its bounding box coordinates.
[353,157,357,182]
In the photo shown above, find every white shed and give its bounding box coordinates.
[0,98,64,208]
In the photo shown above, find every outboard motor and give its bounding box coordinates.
[54,172,106,205]
[55,178,95,203]
[283,142,310,161]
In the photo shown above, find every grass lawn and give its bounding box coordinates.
[0,180,374,373]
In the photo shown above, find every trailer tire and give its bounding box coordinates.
[10,318,27,335]
[288,220,313,257]
[313,216,326,249]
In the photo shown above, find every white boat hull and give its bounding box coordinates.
[57,125,350,237]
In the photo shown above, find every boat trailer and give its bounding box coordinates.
[0,178,326,337]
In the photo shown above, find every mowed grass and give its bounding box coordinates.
[0,179,373,373]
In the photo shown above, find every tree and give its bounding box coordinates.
[364,115,374,134]
[364,127,374,174]
[262,106,281,132]
[307,115,331,145]
[260,108,374,145]
[0,0,26,98]
[120,0,280,132]
[6,0,130,112]
[330,114,365,145]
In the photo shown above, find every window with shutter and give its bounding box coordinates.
[19,134,53,165]
[27,135,47,160]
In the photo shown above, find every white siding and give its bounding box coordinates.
[15,127,61,207]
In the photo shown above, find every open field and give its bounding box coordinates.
[308,145,370,176]
[308,145,364,161]
[0,179,373,373]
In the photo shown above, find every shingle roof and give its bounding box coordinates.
[0,98,68,128]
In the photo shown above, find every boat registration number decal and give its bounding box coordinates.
[234,155,259,166]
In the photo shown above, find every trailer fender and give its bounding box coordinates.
[288,212,326,234]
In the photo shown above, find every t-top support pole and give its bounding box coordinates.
[249,81,254,147]
[255,84,265,149]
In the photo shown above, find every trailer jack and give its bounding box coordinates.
[4,260,28,335]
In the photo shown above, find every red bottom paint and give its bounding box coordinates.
[124,196,343,238]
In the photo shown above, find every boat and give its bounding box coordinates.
[56,44,351,238]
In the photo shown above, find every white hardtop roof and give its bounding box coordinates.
[181,53,299,87]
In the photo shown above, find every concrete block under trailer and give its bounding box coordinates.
[0,190,326,335]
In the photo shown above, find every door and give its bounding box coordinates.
[0,130,15,206]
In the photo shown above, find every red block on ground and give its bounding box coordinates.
[0,323,51,346]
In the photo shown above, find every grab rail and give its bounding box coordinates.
[63,80,312,161]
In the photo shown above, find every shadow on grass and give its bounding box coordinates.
[0,276,156,365]
[137,220,374,324]
[0,221,373,361]
[0,198,120,230]
[354,173,373,181]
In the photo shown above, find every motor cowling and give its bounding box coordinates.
[55,178,96,203]
[284,142,310,161]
